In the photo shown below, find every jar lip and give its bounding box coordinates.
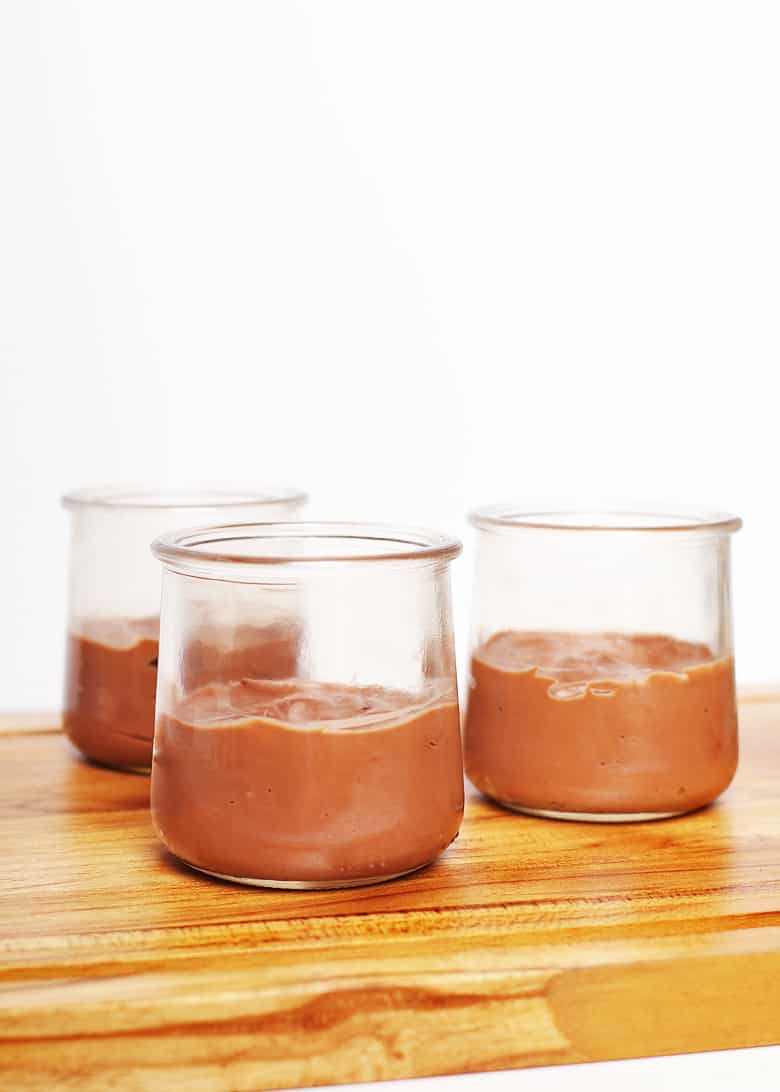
[61,483,308,511]
[469,503,742,534]
[151,521,463,569]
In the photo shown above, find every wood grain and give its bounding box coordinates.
[1,699,779,1090]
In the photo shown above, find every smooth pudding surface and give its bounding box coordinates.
[151,678,464,884]
[464,631,738,817]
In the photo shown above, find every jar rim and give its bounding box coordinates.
[469,503,742,534]
[151,521,463,569]
[61,484,308,511]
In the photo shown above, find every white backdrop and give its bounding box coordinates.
[2,0,779,709]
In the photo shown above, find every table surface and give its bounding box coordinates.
[1,698,779,1091]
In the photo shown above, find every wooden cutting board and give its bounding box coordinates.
[1,697,779,1091]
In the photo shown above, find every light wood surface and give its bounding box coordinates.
[1,700,779,1091]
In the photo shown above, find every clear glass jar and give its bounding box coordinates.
[150,522,464,889]
[62,486,306,772]
[463,505,742,821]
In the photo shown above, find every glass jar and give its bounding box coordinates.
[62,486,306,772]
[463,505,742,821]
[150,522,464,888]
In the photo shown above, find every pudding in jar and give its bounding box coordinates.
[61,485,308,772]
[64,618,160,772]
[149,520,465,887]
[151,678,464,887]
[464,631,738,820]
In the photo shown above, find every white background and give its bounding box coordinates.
[2,1,780,709]
[1,5,779,1088]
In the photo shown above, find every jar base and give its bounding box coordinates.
[184,861,429,890]
[500,802,689,823]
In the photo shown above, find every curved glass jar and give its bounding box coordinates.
[463,505,742,822]
[62,486,306,772]
[150,522,464,889]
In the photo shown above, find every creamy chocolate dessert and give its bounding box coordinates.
[64,619,300,772]
[180,622,300,692]
[464,631,738,818]
[151,678,464,886]
[64,618,160,772]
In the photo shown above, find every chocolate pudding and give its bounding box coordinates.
[151,679,464,886]
[464,631,738,819]
[64,619,300,772]
[64,619,160,772]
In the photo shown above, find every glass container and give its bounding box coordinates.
[463,505,742,821]
[150,522,464,889]
[62,486,306,772]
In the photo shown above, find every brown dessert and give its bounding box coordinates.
[180,621,301,692]
[64,619,300,772]
[64,618,160,772]
[464,631,738,818]
[151,679,464,885]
